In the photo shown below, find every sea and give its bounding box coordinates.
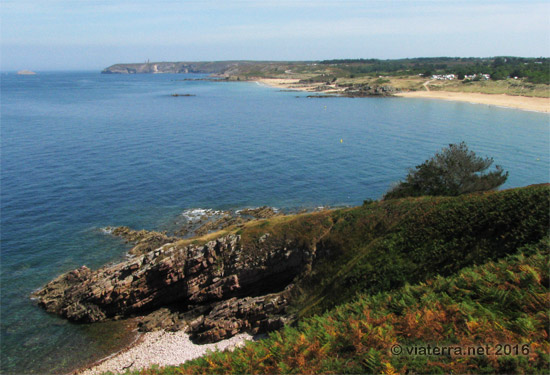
[1,72,549,374]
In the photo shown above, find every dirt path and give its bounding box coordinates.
[423,79,434,91]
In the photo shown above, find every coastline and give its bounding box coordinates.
[256,78,550,113]
[255,78,324,92]
[76,330,255,375]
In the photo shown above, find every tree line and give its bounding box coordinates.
[320,57,549,84]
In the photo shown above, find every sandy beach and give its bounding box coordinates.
[257,78,550,113]
[77,331,254,375]
[256,78,345,94]
[395,91,550,113]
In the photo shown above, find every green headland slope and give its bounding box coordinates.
[108,184,549,374]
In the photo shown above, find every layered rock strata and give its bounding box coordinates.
[33,232,312,342]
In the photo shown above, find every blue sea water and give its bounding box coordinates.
[1,72,548,374]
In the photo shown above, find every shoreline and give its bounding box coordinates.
[256,78,550,113]
[395,91,550,113]
[76,330,255,375]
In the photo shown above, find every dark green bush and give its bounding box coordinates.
[384,142,508,199]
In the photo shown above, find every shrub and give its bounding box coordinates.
[384,142,508,199]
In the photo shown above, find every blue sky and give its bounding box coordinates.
[1,0,549,71]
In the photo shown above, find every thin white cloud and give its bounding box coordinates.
[1,0,548,69]
[4,1,547,45]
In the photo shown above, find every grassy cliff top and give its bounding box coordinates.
[112,184,549,374]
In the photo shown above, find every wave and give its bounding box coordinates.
[99,227,114,235]
[180,208,226,222]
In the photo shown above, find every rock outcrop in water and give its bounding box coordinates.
[340,84,400,97]
[33,227,315,342]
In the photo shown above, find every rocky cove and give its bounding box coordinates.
[32,208,332,344]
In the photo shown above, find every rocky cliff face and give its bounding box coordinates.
[101,61,253,74]
[33,230,316,342]
[102,62,190,74]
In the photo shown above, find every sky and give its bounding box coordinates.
[1,0,549,71]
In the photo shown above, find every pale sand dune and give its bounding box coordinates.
[77,331,254,375]
[395,91,550,113]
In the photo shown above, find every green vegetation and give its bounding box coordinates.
[294,184,547,316]
[112,184,549,375]
[319,57,550,84]
[384,142,508,199]
[426,78,550,98]
[223,57,549,85]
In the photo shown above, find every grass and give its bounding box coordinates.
[427,79,550,98]
[293,185,549,317]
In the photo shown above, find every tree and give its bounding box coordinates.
[384,142,508,199]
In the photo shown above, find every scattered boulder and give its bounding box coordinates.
[189,289,292,343]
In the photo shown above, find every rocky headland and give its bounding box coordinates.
[101,61,258,75]
[33,207,325,345]
[258,78,401,98]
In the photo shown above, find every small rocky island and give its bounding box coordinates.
[17,70,37,75]
[33,208,325,343]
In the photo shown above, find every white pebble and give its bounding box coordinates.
[77,330,254,375]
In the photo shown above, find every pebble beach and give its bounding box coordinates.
[77,331,255,375]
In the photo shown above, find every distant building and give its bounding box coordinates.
[431,74,456,80]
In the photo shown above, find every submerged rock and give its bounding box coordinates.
[107,226,179,256]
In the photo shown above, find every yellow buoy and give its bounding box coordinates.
[340,139,343,143]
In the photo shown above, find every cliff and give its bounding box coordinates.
[101,61,257,74]
[33,234,301,343]
[33,211,333,343]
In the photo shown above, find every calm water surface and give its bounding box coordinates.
[1,72,548,374]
